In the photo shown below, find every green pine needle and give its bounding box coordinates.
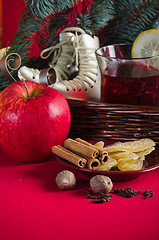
[99,0,159,45]
[24,0,79,18]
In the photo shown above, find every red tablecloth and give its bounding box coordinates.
[0,149,159,240]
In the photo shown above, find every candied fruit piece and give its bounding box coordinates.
[103,139,155,153]
[97,157,117,171]
[136,147,155,158]
[94,141,104,149]
[109,151,137,161]
[118,158,144,171]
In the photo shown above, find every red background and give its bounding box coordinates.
[2,0,25,48]
[0,148,159,240]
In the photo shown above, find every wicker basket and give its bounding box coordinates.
[67,99,159,144]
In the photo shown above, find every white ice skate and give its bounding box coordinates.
[50,27,101,102]
[18,27,101,102]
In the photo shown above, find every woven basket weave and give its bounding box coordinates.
[67,99,159,144]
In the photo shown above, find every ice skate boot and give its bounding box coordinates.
[18,27,86,84]
[50,29,101,102]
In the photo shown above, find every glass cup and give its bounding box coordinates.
[96,43,159,106]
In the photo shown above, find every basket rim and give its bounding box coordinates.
[67,99,159,112]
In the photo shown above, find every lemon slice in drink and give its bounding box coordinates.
[132,29,159,69]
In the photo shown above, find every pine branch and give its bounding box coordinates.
[9,6,45,58]
[0,6,45,90]
[99,0,159,45]
[24,0,79,18]
[89,0,115,34]
[34,0,115,58]
[73,0,115,35]
[36,7,77,51]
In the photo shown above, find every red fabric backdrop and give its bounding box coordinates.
[2,0,25,48]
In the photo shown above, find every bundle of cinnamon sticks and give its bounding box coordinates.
[52,138,109,170]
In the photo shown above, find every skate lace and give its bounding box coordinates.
[63,48,97,91]
[40,27,97,87]
[62,31,98,91]
[40,36,75,81]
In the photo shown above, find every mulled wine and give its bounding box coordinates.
[96,44,159,106]
[101,62,159,106]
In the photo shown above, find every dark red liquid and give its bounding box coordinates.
[102,62,159,106]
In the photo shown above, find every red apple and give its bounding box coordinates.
[0,80,71,162]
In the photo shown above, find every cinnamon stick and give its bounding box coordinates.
[87,158,101,170]
[75,138,108,164]
[64,138,99,159]
[52,145,87,168]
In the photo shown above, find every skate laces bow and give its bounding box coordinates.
[40,36,73,64]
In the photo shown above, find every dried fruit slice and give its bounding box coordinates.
[118,157,144,171]
[94,141,104,149]
[118,155,145,165]
[103,142,122,153]
[118,158,143,171]
[117,153,139,164]
[109,151,135,160]
[103,139,155,153]
[136,147,155,158]
[97,157,117,171]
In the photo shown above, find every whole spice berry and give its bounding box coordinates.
[90,175,113,194]
[84,188,113,204]
[142,190,154,199]
[55,170,76,190]
[113,187,142,198]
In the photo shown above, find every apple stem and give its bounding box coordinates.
[21,78,30,98]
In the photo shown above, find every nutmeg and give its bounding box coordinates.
[90,175,113,194]
[55,170,76,190]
